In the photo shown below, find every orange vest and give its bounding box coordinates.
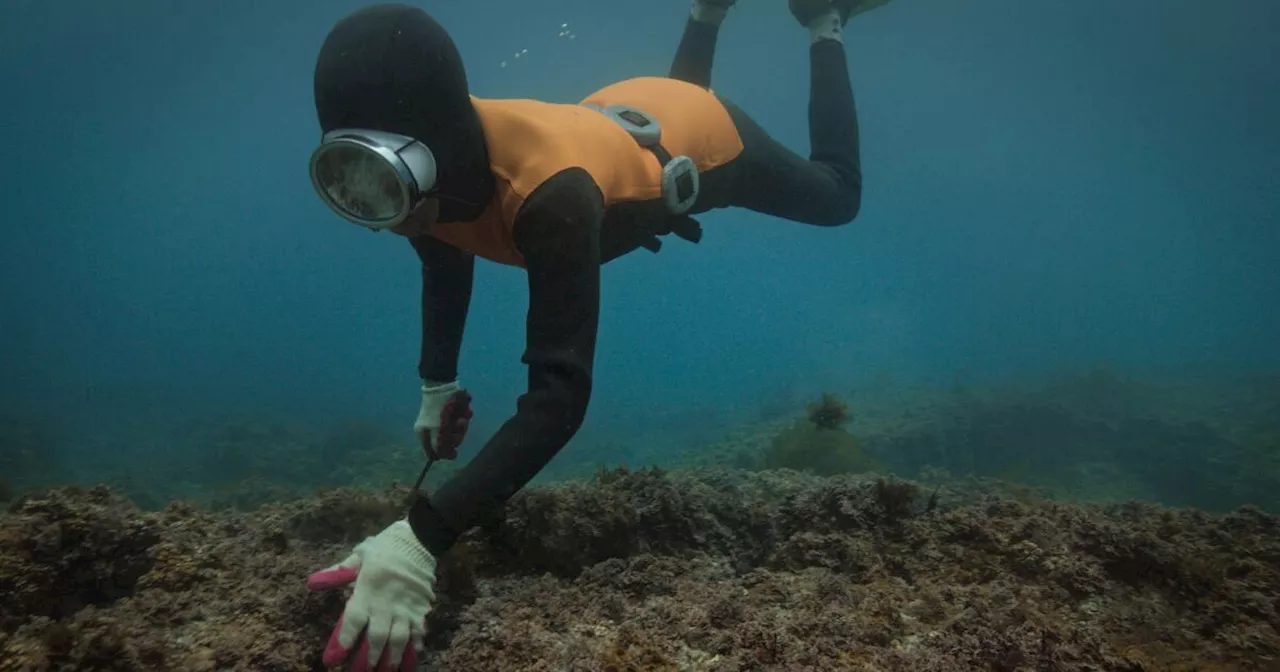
[427,76,745,267]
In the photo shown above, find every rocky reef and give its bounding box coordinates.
[2,466,1278,671]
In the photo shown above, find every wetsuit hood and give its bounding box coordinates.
[313,3,493,223]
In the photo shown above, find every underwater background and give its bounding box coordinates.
[2,0,1279,669]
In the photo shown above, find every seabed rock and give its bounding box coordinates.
[1,469,1277,671]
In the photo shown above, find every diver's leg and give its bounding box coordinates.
[724,1,884,226]
[669,0,736,88]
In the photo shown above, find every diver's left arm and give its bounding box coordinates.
[406,168,604,556]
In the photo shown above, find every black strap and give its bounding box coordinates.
[646,142,675,169]
[667,215,702,243]
[636,215,702,254]
[601,108,702,255]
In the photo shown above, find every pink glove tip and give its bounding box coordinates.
[350,639,374,672]
[308,566,359,591]
[402,643,421,671]
[322,620,353,666]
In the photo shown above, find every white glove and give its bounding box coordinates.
[413,380,473,460]
[307,520,438,671]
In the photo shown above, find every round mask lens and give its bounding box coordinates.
[312,143,408,225]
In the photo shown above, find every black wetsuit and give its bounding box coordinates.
[406,17,864,556]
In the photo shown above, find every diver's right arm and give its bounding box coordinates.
[410,234,472,382]
[409,235,475,458]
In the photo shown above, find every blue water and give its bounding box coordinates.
[2,0,1278,487]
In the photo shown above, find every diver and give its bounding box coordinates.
[303,0,889,668]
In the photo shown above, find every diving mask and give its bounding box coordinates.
[309,129,438,230]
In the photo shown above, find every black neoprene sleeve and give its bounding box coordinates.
[407,168,604,556]
[409,235,474,383]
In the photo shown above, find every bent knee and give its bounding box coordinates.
[808,162,861,226]
[816,182,862,227]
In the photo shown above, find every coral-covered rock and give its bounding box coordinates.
[0,486,158,629]
[483,466,779,576]
[0,485,408,671]
[2,469,1278,671]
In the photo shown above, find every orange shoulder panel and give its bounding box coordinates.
[427,77,743,267]
[581,76,744,174]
